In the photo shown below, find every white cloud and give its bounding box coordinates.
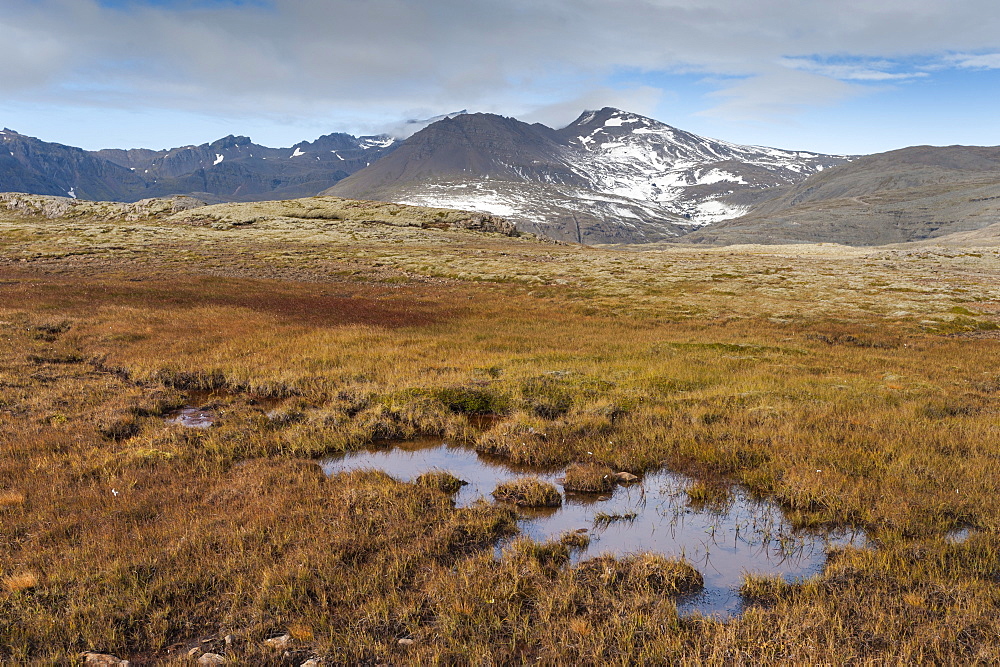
[779,58,929,82]
[946,52,1000,69]
[518,86,665,130]
[701,69,862,122]
[2,0,1000,134]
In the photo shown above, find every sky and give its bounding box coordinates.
[2,0,1000,155]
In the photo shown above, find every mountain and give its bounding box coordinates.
[9,111,998,248]
[1,128,399,203]
[0,128,148,201]
[325,108,851,243]
[680,145,1000,245]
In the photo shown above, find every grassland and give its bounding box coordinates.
[2,195,1000,663]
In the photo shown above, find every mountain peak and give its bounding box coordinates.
[210,135,252,150]
[567,107,658,128]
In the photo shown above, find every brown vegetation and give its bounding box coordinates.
[562,463,616,493]
[492,478,563,507]
[1,196,1000,662]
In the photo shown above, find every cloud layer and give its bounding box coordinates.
[3,0,1000,132]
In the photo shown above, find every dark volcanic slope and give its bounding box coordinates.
[326,113,582,194]
[682,145,1000,245]
[1,128,398,204]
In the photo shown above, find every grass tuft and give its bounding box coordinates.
[574,553,704,595]
[0,491,26,507]
[562,463,615,493]
[415,470,468,494]
[3,572,38,594]
[593,511,638,526]
[492,478,562,507]
[685,481,732,510]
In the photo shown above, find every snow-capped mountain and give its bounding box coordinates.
[558,107,847,224]
[1,108,852,243]
[327,108,852,243]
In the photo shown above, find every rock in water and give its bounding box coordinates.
[614,471,640,484]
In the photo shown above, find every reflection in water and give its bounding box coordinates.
[164,391,286,429]
[321,438,866,617]
[165,407,216,429]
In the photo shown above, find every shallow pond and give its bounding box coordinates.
[322,438,866,617]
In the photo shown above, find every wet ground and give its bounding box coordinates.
[163,391,285,429]
[165,406,217,429]
[321,438,867,617]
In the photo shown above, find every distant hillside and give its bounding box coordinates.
[681,145,1000,245]
[8,115,1000,247]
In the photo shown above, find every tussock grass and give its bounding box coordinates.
[492,478,562,507]
[562,463,615,493]
[2,196,1000,661]
[594,510,639,526]
[0,491,25,507]
[574,553,704,595]
[2,572,38,594]
[415,470,467,494]
[685,481,733,511]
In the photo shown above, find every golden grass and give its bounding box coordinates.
[0,491,25,507]
[3,573,38,594]
[562,463,616,493]
[492,477,563,507]
[1,196,1000,662]
[415,470,467,494]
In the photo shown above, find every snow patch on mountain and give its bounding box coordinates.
[695,169,746,185]
[559,108,850,225]
[358,137,396,150]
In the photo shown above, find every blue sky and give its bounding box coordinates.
[2,0,999,154]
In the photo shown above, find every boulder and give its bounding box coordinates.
[265,633,292,649]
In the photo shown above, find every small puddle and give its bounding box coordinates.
[945,527,975,544]
[322,439,866,618]
[164,391,285,429]
[166,407,217,429]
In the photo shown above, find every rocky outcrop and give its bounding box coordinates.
[0,192,207,220]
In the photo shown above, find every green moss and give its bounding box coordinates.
[434,386,507,415]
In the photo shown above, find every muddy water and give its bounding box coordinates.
[165,406,217,429]
[322,439,866,617]
[164,391,285,429]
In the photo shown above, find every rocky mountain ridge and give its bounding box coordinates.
[0,128,399,203]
